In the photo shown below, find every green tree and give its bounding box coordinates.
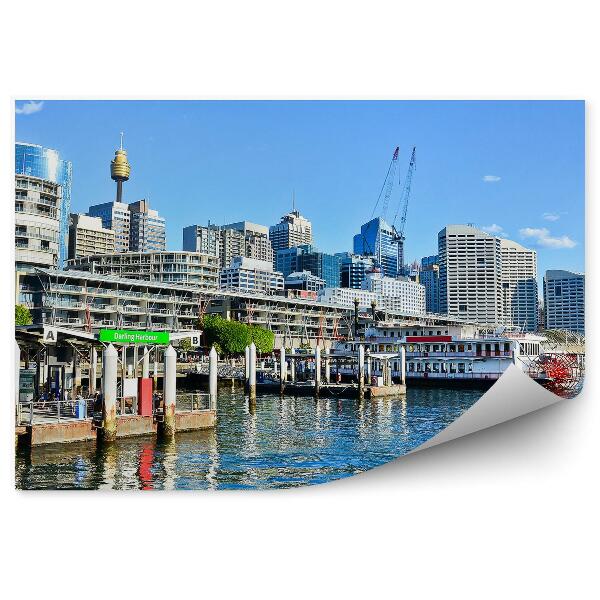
[15,304,32,326]
[249,325,275,354]
[201,315,251,356]
[179,337,192,352]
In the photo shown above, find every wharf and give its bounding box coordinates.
[255,381,406,399]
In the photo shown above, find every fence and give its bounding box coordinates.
[16,398,94,426]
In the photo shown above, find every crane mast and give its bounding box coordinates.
[393,146,416,241]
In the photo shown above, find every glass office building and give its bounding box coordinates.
[16,143,72,268]
[353,217,399,278]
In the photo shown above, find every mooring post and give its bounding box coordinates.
[365,349,372,382]
[142,346,150,379]
[162,345,177,437]
[101,344,118,441]
[358,344,365,400]
[279,347,286,395]
[72,350,81,400]
[90,346,97,394]
[399,347,406,386]
[244,345,250,390]
[15,341,21,407]
[290,347,296,383]
[314,345,321,397]
[209,345,218,410]
[249,342,257,401]
[153,350,158,390]
[324,348,331,384]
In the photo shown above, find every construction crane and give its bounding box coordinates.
[370,146,399,222]
[392,146,416,241]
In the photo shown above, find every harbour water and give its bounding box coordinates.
[15,387,482,490]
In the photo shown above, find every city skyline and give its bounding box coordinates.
[15,100,585,286]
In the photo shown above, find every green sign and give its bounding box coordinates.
[99,329,170,345]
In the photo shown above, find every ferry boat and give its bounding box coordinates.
[333,321,547,388]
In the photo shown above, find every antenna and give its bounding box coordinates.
[292,190,296,212]
[120,131,124,150]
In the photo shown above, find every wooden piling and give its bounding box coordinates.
[101,344,118,441]
[209,346,218,410]
[162,345,177,437]
[280,347,286,395]
[358,345,365,400]
[314,346,321,398]
[249,342,257,402]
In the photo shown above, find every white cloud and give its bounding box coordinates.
[542,212,560,222]
[481,223,505,235]
[15,100,44,115]
[519,227,577,249]
[482,175,501,182]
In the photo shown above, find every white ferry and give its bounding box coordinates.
[334,322,546,387]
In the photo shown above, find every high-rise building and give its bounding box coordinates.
[420,255,440,314]
[128,199,166,252]
[500,239,538,332]
[361,270,426,315]
[438,225,503,324]
[339,254,375,289]
[15,143,72,268]
[353,217,399,278]
[269,209,313,254]
[275,245,312,278]
[182,224,220,258]
[15,175,62,272]
[543,270,585,334]
[284,271,326,293]
[298,250,342,288]
[183,221,272,268]
[68,214,116,259]
[66,251,219,289]
[88,201,131,252]
[219,257,284,294]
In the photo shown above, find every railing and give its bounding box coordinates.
[175,393,211,412]
[16,398,94,425]
[50,284,84,293]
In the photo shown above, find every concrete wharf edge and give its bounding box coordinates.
[18,410,216,446]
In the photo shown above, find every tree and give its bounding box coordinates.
[15,304,32,326]
[249,325,275,354]
[201,315,274,356]
[179,337,192,352]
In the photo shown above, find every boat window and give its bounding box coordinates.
[458,344,464,352]
[408,362,414,372]
[441,363,447,373]
[449,363,457,373]
[504,343,510,352]
[467,344,472,351]
[416,363,422,372]
[449,344,456,352]
[432,363,440,373]
[424,345,430,352]
[437,331,441,335]
[468,363,473,372]
[425,363,431,372]
[433,345,439,352]
[458,363,465,373]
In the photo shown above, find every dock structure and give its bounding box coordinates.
[15,327,217,447]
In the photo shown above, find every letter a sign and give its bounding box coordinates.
[43,327,58,344]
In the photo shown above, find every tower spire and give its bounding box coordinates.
[120,131,124,150]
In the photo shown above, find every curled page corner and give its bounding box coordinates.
[411,364,566,454]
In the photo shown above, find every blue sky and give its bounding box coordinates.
[15,100,584,285]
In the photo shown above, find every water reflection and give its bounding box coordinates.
[15,387,482,490]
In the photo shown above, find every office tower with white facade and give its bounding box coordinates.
[420,255,440,313]
[284,271,326,293]
[220,257,284,294]
[128,199,166,252]
[438,224,503,324]
[269,209,313,254]
[500,239,538,332]
[16,143,72,268]
[88,201,131,252]
[15,174,62,272]
[68,214,116,259]
[543,270,585,334]
[361,270,426,315]
[353,217,399,278]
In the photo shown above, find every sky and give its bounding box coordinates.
[15,100,585,286]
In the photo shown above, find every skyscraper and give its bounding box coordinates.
[500,239,538,332]
[438,225,503,324]
[353,217,399,278]
[68,214,115,259]
[269,209,313,255]
[543,270,585,334]
[419,255,440,313]
[15,143,72,268]
[128,199,166,252]
[339,254,375,289]
[88,201,131,252]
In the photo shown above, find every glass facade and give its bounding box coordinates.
[16,143,72,268]
[353,217,399,278]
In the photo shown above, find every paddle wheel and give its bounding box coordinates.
[528,352,584,395]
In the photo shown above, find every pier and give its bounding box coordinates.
[15,328,218,447]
